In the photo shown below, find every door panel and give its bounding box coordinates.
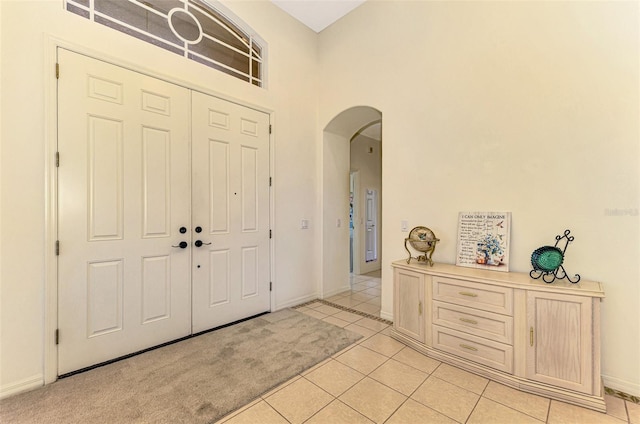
[241,247,259,298]
[57,49,192,374]
[191,92,270,332]
[141,255,172,323]
[87,115,123,240]
[209,249,230,305]
[394,268,425,342]
[241,146,258,231]
[526,292,593,393]
[209,140,230,232]
[142,127,172,237]
[87,260,123,337]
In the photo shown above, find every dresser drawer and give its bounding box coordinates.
[432,276,513,315]
[432,300,513,344]
[433,326,513,373]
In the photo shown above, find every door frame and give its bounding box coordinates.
[364,188,378,263]
[43,36,275,384]
[349,171,360,276]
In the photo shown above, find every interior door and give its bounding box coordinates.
[191,92,271,332]
[57,49,192,374]
[365,189,377,262]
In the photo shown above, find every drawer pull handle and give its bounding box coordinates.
[460,344,478,352]
[530,327,534,347]
[459,291,478,297]
[459,318,478,325]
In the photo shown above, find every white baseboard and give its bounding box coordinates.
[275,293,319,310]
[0,374,43,400]
[602,374,640,397]
[379,309,393,322]
[322,284,351,299]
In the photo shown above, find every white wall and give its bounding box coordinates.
[0,0,320,396]
[351,134,382,274]
[318,1,640,396]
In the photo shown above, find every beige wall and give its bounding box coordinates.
[319,1,639,396]
[0,0,320,396]
[1,0,638,400]
[322,131,351,296]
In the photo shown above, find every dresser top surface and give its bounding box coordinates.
[392,260,604,297]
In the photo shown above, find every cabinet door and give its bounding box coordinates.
[526,292,593,394]
[394,268,425,342]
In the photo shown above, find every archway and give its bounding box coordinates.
[321,106,382,309]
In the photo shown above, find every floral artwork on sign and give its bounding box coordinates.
[456,211,511,272]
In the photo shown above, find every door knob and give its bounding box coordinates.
[195,226,202,233]
[172,241,188,249]
[179,227,187,234]
[194,240,211,247]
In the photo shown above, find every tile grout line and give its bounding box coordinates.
[293,299,393,325]
[605,387,640,405]
[476,380,546,423]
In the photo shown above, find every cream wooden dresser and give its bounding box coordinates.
[390,260,606,412]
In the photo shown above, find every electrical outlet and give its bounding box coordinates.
[401,220,408,232]
[301,219,309,229]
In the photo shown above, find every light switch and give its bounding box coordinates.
[301,219,309,229]
[337,218,341,228]
[401,220,408,232]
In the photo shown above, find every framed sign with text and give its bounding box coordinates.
[456,211,511,272]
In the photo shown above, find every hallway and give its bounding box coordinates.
[324,271,382,318]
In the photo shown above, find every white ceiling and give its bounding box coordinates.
[270,0,367,33]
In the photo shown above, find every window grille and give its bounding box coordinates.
[65,0,264,87]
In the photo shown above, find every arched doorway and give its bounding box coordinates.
[321,106,382,316]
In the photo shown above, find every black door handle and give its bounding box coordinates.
[194,240,211,247]
[172,241,188,249]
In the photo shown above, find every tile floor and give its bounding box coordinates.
[217,273,639,424]
[319,271,383,318]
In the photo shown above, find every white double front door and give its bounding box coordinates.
[57,49,270,375]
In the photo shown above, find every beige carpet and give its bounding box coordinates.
[0,308,361,423]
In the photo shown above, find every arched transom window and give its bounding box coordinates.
[65,0,265,87]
